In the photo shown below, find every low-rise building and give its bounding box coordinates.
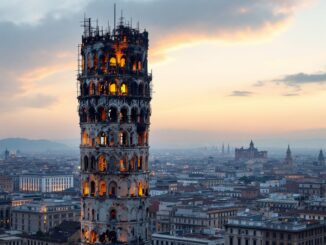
[152,233,224,245]
[225,211,326,245]
[19,174,73,193]
[11,199,80,234]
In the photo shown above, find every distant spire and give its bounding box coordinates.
[222,143,225,154]
[250,140,254,148]
[285,145,293,165]
[318,149,325,165]
[227,144,230,154]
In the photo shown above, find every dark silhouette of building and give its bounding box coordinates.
[318,149,325,165]
[284,145,293,166]
[4,149,9,161]
[235,140,267,161]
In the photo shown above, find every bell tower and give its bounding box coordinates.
[77,16,152,245]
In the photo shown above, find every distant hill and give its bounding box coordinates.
[0,138,72,153]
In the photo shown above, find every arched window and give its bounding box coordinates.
[119,131,128,146]
[80,108,87,123]
[120,156,128,172]
[109,82,117,95]
[87,54,91,71]
[98,155,106,172]
[97,82,103,95]
[138,182,143,197]
[98,107,106,122]
[138,83,144,96]
[90,230,97,243]
[108,107,117,122]
[82,130,88,146]
[82,82,88,96]
[109,131,115,146]
[109,57,117,67]
[109,181,117,197]
[120,57,126,68]
[82,181,89,196]
[90,181,96,197]
[89,81,94,96]
[130,156,137,171]
[88,107,96,123]
[110,209,117,220]
[138,61,142,71]
[131,108,138,123]
[119,108,128,123]
[120,83,128,96]
[99,132,107,146]
[93,53,98,70]
[130,82,138,96]
[138,156,143,170]
[99,180,106,197]
[90,156,96,171]
[132,62,137,72]
[100,55,106,73]
[83,156,89,171]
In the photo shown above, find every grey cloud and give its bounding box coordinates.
[229,91,253,97]
[274,72,326,86]
[0,0,306,108]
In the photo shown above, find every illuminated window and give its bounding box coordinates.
[98,107,106,122]
[89,81,94,96]
[110,57,117,67]
[120,57,126,68]
[119,131,128,146]
[90,230,97,243]
[109,83,117,95]
[100,132,107,146]
[120,157,128,172]
[138,61,142,71]
[138,156,143,170]
[98,155,106,172]
[83,181,89,196]
[120,83,128,96]
[138,182,143,197]
[82,130,88,145]
[132,62,137,72]
[99,181,106,197]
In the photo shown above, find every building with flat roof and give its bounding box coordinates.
[152,233,224,245]
[11,199,80,234]
[19,174,73,193]
[225,211,326,245]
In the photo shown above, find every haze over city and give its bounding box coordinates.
[1,0,326,149]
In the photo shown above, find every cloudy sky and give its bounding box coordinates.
[1,0,326,147]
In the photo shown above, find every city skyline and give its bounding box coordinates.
[1,0,326,147]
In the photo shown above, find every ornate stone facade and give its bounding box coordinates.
[77,18,152,244]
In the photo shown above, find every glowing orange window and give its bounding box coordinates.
[109,83,117,94]
[120,83,127,96]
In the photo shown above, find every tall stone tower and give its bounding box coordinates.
[77,17,152,244]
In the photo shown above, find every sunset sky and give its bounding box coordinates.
[1,0,326,147]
